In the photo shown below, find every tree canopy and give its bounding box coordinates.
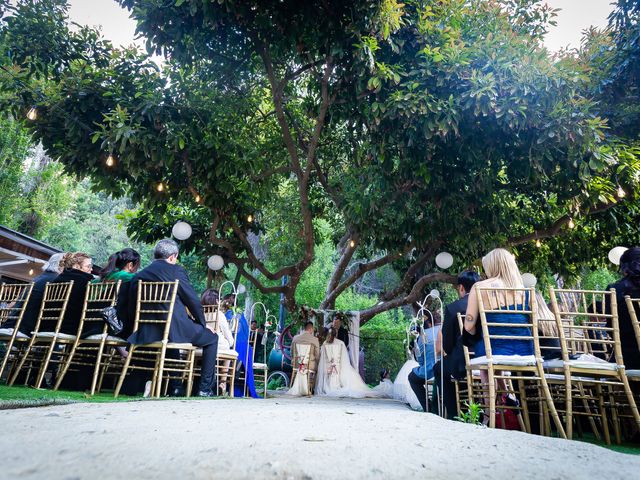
[1,0,639,323]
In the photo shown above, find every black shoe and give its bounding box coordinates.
[168,386,186,397]
[198,390,214,397]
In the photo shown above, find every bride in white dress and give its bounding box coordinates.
[315,328,389,398]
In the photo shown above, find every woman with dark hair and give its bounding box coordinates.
[608,247,640,369]
[97,248,141,282]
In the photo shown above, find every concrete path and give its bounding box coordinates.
[1,395,638,479]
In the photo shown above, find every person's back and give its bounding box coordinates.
[292,324,320,371]
[52,253,95,335]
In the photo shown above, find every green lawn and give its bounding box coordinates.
[0,384,139,409]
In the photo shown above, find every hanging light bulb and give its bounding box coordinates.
[568,218,575,229]
[617,186,626,199]
[156,182,164,192]
[105,154,115,167]
[195,194,201,203]
[535,239,542,248]
[26,107,37,121]
[349,239,356,248]
[247,214,253,223]
[28,268,34,276]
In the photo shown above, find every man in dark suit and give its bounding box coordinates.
[433,270,480,419]
[122,239,218,397]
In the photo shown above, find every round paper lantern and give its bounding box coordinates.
[207,255,224,271]
[429,289,440,298]
[608,246,628,266]
[435,252,453,269]
[172,221,192,240]
[237,284,247,294]
[521,273,537,288]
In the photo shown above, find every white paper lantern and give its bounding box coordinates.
[429,289,440,298]
[435,251,454,269]
[237,284,247,294]
[608,246,628,266]
[521,273,537,288]
[207,254,224,271]
[172,221,192,240]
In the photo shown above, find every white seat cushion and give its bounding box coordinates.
[626,370,640,379]
[545,354,619,371]
[84,333,127,342]
[0,327,29,339]
[470,355,536,366]
[217,348,238,358]
[253,362,267,369]
[34,331,76,340]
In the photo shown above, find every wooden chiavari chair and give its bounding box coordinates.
[471,286,566,438]
[290,343,315,396]
[9,281,74,388]
[53,281,122,394]
[624,296,640,384]
[549,288,640,444]
[455,312,482,418]
[114,280,196,398]
[0,282,34,380]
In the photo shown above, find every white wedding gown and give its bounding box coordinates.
[315,339,390,398]
[392,359,421,410]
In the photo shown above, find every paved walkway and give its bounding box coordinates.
[2,395,639,479]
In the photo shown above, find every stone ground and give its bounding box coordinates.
[1,394,639,480]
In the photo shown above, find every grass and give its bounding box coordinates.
[576,431,640,456]
[0,384,139,409]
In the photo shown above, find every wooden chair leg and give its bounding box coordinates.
[35,340,58,389]
[488,368,496,428]
[538,364,566,439]
[578,383,601,442]
[517,380,531,434]
[621,373,640,432]
[114,346,135,398]
[0,335,18,379]
[186,350,195,398]
[54,341,80,390]
[90,341,107,396]
[155,347,168,398]
[596,384,611,445]
[8,336,38,386]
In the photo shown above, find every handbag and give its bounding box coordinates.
[101,306,123,336]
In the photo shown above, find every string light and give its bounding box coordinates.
[617,186,626,199]
[195,194,201,203]
[105,154,115,167]
[28,268,34,276]
[26,107,37,121]
[535,239,542,248]
[349,239,356,248]
[568,218,575,229]
[247,214,253,223]
[156,182,164,192]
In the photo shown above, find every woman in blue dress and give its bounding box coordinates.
[463,248,533,414]
[223,296,258,398]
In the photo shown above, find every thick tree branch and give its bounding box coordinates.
[508,201,618,246]
[250,164,292,182]
[380,242,443,301]
[322,231,357,304]
[359,272,457,323]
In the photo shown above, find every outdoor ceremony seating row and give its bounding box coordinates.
[1,280,264,399]
[456,287,640,444]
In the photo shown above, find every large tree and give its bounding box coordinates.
[2,0,639,323]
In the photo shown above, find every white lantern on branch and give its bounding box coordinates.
[207,255,224,271]
[435,252,453,269]
[521,273,537,288]
[172,221,192,240]
[608,246,628,266]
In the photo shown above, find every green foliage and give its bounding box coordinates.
[580,268,618,292]
[0,116,31,228]
[455,401,484,425]
[360,313,407,384]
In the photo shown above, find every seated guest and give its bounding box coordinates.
[96,248,141,282]
[53,252,95,335]
[201,288,234,395]
[408,312,442,412]
[124,239,218,397]
[608,247,640,369]
[1,252,65,336]
[433,270,480,419]
[291,321,320,373]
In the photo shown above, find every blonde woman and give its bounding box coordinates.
[464,248,534,357]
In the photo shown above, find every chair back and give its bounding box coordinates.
[549,288,620,364]
[78,281,121,337]
[203,305,220,331]
[293,342,312,372]
[457,312,476,365]
[34,281,74,333]
[324,342,342,375]
[132,280,179,341]
[625,296,640,352]
[476,287,539,359]
[0,283,34,329]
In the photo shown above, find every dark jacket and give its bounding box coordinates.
[7,271,59,334]
[123,260,211,345]
[52,268,95,335]
[442,295,469,379]
[608,278,640,369]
